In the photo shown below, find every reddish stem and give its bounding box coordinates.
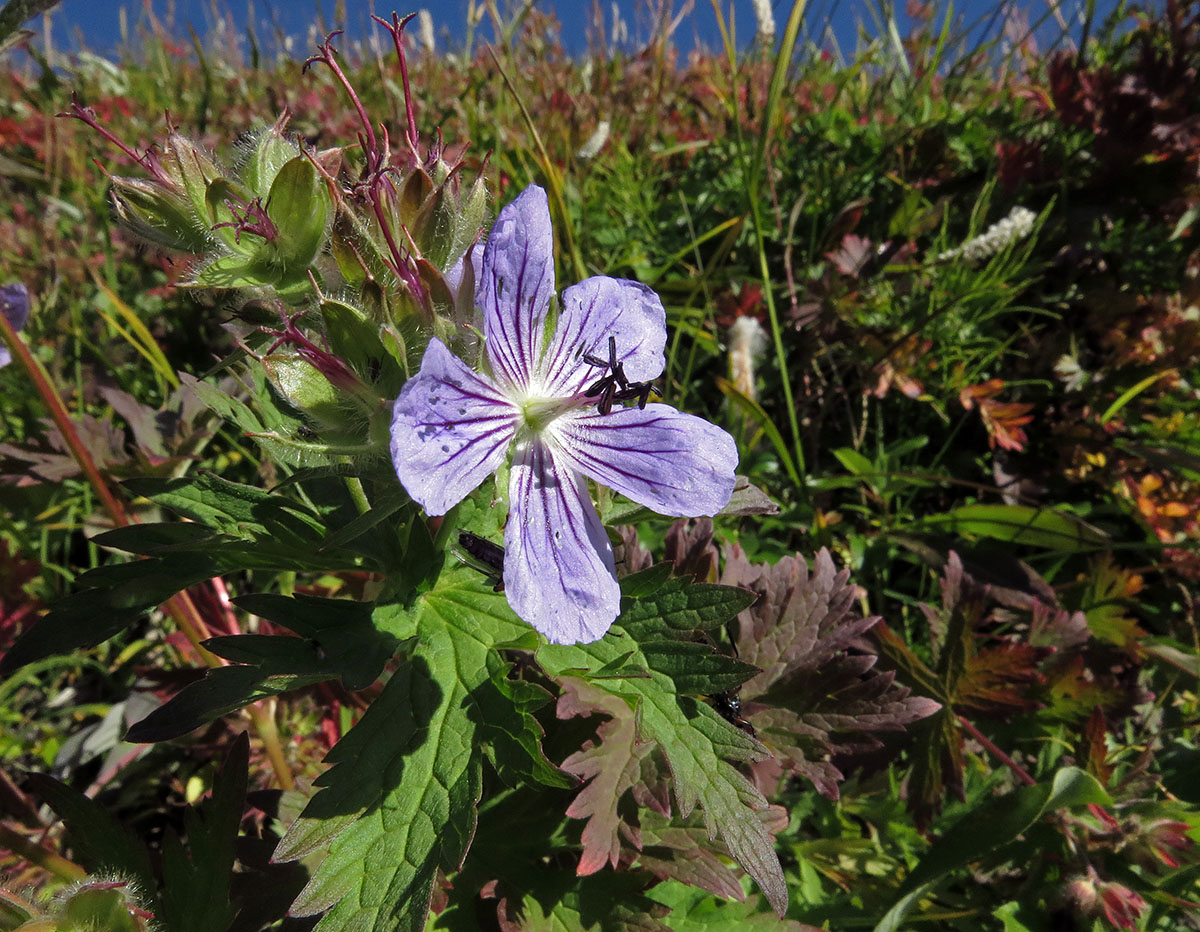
[0,822,86,882]
[957,714,1037,787]
[0,297,128,525]
[62,96,173,188]
[304,31,383,177]
[0,300,296,792]
[374,12,420,156]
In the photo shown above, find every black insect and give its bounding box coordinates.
[580,335,660,415]
[456,531,505,591]
[710,690,756,737]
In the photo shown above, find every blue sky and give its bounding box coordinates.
[44,0,1122,60]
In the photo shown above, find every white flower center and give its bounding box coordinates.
[520,395,566,433]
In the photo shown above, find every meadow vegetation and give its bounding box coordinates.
[0,1,1198,929]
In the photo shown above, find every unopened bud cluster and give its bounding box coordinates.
[70,13,489,457]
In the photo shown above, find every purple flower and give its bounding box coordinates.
[390,186,738,644]
[0,283,30,369]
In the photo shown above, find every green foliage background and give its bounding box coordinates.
[1,1,1199,930]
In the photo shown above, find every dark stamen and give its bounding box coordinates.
[614,381,661,409]
[598,381,616,416]
[580,334,652,414]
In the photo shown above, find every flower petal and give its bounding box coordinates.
[0,283,29,370]
[480,185,555,390]
[390,338,518,515]
[505,439,620,644]
[551,403,738,516]
[539,276,667,396]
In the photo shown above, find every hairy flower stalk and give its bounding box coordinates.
[391,186,738,643]
[938,205,1037,263]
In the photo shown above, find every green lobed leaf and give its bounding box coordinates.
[431,776,669,930]
[25,773,158,901]
[620,563,675,598]
[6,478,424,677]
[90,530,356,578]
[638,640,759,697]
[180,370,333,467]
[229,594,413,689]
[0,585,145,673]
[275,565,529,932]
[490,870,671,932]
[202,633,331,669]
[540,592,787,915]
[92,521,220,552]
[158,733,249,932]
[125,666,330,743]
[120,473,326,544]
[634,810,760,903]
[478,649,572,789]
[436,827,669,932]
[619,577,758,639]
[0,537,299,671]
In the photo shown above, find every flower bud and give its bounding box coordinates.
[13,876,156,932]
[59,881,152,932]
[258,156,331,283]
[160,132,226,229]
[377,159,487,280]
[1132,817,1195,869]
[262,351,354,428]
[241,117,300,196]
[1097,879,1147,930]
[109,173,211,252]
[1061,874,1099,916]
[319,294,406,394]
